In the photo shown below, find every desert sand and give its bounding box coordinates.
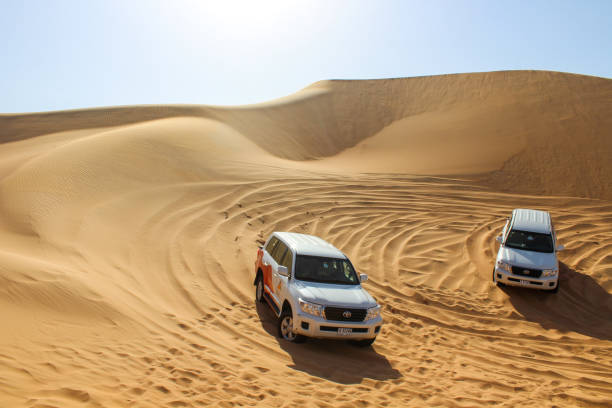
[0,70,611,407]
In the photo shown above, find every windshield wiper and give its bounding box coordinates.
[296,277,326,283]
[506,243,552,253]
[296,277,357,285]
[320,280,357,285]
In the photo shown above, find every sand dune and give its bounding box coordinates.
[1,71,611,407]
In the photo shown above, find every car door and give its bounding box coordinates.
[277,246,294,300]
[267,239,287,307]
[262,237,279,298]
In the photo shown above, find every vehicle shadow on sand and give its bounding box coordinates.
[255,301,401,384]
[501,262,612,341]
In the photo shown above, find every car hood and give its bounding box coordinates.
[293,280,376,308]
[499,246,558,269]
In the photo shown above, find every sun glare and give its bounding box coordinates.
[208,0,293,28]
[188,0,309,42]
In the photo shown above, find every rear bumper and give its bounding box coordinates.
[494,267,558,290]
[294,311,382,339]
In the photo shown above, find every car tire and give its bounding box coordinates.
[255,274,265,303]
[278,308,306,343]
[351,337,376,347]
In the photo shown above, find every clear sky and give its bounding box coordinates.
[1,0,611,113]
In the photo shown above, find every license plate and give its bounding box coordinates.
[520,280,529,285]
[338,328,352,336]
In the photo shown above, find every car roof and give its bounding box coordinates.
[273,232,346,259]
[511,209,552,234]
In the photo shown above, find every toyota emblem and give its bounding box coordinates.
[342,310,352,319]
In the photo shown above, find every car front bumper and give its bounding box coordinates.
[294,311,382,340]
[494,267,558,290]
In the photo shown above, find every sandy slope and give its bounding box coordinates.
[0,71,611,407]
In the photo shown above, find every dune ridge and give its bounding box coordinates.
[1,71,611,407]
[3,70,611,200]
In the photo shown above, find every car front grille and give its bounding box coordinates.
[324,307,366,322]
[511,266,542,278]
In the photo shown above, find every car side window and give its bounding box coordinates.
[265,237,279,255]
[280,248,293,274]
[342,262,356,282]
[502,217,511,240]
[271,241,287,264]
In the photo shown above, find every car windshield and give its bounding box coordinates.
[295,255,359,285]
[505,229,554,253]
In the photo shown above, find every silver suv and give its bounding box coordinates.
[253,232,382,346]
[493,209,564,293]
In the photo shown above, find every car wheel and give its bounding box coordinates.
[255,274,265,303]
[278,308,306,343]
[350,337,376,347]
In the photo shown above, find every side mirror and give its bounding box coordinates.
[556,244,565,252]
[496,236,503,243]
[359,273,368,283]
[277,265,289,277]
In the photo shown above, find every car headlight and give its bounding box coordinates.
[496,260,512,273]
[542,269,558,277]
[299,299,324,317]
[365,305,381,321]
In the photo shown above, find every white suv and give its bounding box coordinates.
[493,209,564,293]
[253,232,382,346]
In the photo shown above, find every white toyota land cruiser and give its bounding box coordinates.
[493,209,564,293]
[253,232,382,346]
